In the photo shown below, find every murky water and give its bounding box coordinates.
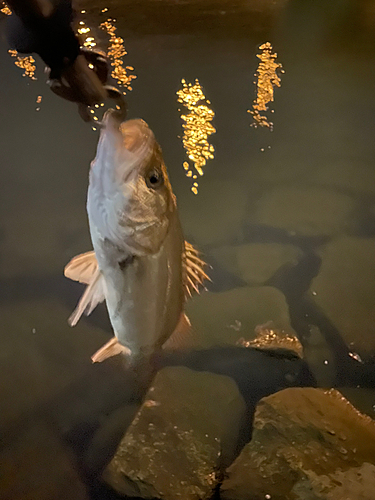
[1,0,375,497]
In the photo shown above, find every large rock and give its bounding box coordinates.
[179,179,248,246]
[103,366,246,500]
[249,186,355,237]
[211,243,303,286]
[186,286,296,348]
[221,388,375,500]
[0,421,89,500]
[309,236,375,357]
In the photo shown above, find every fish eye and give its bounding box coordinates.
[145,168,164,189]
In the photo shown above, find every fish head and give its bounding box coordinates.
[89,110,177,255]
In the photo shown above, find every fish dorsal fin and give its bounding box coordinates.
[183,241,210,300]
[64,251,106,326]
[64,251,99,284]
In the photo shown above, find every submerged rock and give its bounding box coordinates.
[180,179,248,246]
[309,236,375,357]
[0,204,89,279]
[103,366,246,500]
[313,159,375,196]
[0,298,109,431]
[221,388,375,500]
[153,347,316,411]
[211,243,303,286]
[244,320,303,357]
[249,186,355,237]
[0,421,89,500]
[186,286,295,348]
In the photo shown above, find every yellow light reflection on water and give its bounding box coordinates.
[4,6,38,80]
[248,42,283,130]
[8,49,37,80]
[100,19,136,92]
[77,20,97,48]
[1,2,11,15]
[177,79,215,194]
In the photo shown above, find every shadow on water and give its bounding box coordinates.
[237,224,375,388]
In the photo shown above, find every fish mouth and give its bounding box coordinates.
[102,109,154,154]
[97,110,157,185]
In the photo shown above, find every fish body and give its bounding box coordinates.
[65,111,208,361]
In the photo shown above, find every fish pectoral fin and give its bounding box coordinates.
[68,269,106,327]
[91,337,131,363]
[64,251,98,284]
[162,313,194,350]
[183,241,211,300]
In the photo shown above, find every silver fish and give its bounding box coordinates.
[65,110,209,363]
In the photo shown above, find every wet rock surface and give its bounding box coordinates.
[186,286,296,348]
[244,321,304,357]
[249,186,355,237]
[211,243,303,286]
[103,366,247,500]
[221,388,375,500]
[309,236,375,357]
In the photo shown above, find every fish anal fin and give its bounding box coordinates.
[162,313,194,350]
[91,337,131,363]
[64,251,98,284]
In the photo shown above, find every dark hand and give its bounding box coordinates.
[5,0,108,107]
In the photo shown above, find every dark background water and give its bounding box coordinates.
[1,0,375,497]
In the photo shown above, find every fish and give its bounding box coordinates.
[64,110,209,363]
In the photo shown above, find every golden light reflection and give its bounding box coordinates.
[4,5,38,80]
[100,19,136,92]
[248,42,283,130]
[237,320,303,357]
[8,49,37,79]
[77,20,97,48]
[177,79,215,195]
[1,2,11,15]
[35,95,42,111]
